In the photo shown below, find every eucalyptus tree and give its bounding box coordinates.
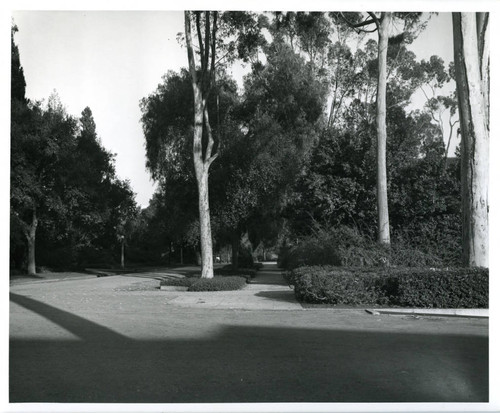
[142,12,263,274]
[452,12,489,267]
[336,12,423,246]
[181,11,264,277]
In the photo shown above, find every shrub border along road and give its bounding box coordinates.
[286,266,488,308]
[160,275,248,291]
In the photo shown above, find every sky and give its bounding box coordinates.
[11,10,455,208]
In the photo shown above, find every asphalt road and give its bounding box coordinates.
[9,270,489,403]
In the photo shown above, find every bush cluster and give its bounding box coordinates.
[287,266,488,308]
[278,236,342,270]
[160,277,197,288]
[278,226,444,270]
[187,276,248,291]
[161,275,248,291]
[388,267,488,308]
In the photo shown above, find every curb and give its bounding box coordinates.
[366,308,488,318]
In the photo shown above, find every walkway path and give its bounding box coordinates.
[161,262,302,310]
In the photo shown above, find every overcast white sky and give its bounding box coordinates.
[11,10,456,208]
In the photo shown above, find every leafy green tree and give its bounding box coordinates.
[140,68,239,262]
[11,93,78,274]
[11,23,26,104]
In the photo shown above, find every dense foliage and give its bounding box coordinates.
[287,266,488,308]
[278,226,443,270]
[10,25,137,272]
[12,12,469,277]
[136,12,462,269]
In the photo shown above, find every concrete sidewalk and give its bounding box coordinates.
[161,263,302,310]
[10,263,489,317]
[158,263,490,318]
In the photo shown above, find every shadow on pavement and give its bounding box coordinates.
[254,290,297,303]
[10,293,131,342]
[10,293,488,403]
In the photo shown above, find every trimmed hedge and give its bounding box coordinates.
[287,266,488,308]
[288,266,386,306]
[187,276,248,291]
[388,267,488,308]
[160,277,197,287]
[161,275,248,291]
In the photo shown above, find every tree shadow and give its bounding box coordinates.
[10,293,489,403]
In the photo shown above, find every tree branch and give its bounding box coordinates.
[210,12,217,84]
[203,11,211,83]
[341,12,377,29]
[185,11,198,85]
[368,12,381,30]
[195,12,205,70]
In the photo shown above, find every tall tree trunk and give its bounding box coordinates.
[231,230,240,270]
[121,240,125,269]
[185,11,218,278]
[196,162,215,277]
[453,12,489,267]
[375,12,391,245]
[26,209,38,275]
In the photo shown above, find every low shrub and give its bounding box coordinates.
[188,276,248,292]
[389,245,443,268]
[160,277,197,287]
[279,226,391,270]
[278,226,445,270]
[387,267,489,308]
[288,266,488,308]
[278,237,342,270]
[289,266,387,305]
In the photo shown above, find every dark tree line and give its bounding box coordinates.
[10,24,137,274]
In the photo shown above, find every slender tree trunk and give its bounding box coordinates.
[180,246,184,265]
[443,120,458,171]
[196,163,215,277]
[26,209,38,275]
[375,13,391,245]
[185,11,218,278]
[231,230,240,270]
[453,12,489,267]
[121,241,125,269]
